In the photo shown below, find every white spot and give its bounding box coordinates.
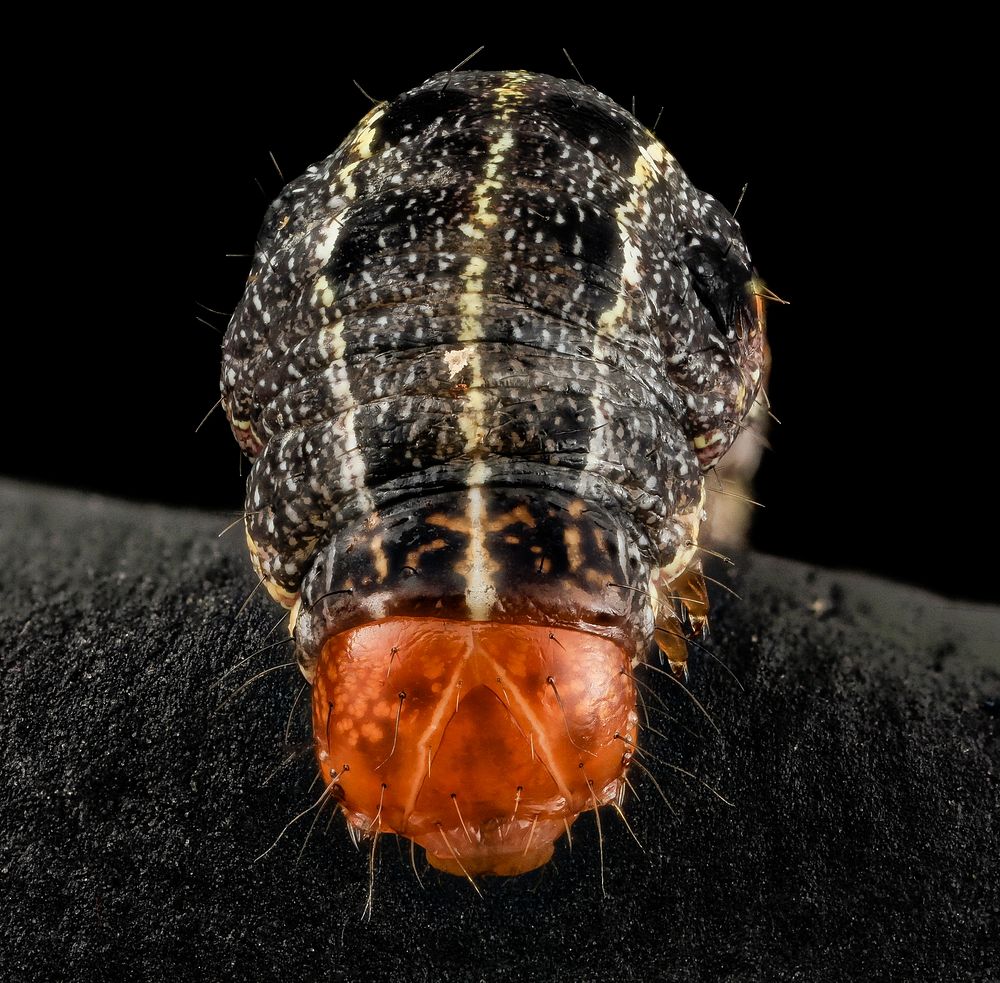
[444,348,472,377]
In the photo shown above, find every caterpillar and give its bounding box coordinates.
[221,70,766,880]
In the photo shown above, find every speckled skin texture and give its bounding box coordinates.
[221,69,765,676]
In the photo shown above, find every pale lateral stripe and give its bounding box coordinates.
[316,106,385,260]
[578,139,670,494]
[331,105,385,201]
[317,318,375,512]
[316,314,387,618]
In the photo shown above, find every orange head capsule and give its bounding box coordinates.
[312,619,637,876]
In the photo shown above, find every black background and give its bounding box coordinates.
[7,34,995,602]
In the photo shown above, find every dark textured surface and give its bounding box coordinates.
[1,479,997,982]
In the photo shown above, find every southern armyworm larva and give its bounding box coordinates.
[221,70,767,883]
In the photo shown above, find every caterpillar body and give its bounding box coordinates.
[221,70,766,878]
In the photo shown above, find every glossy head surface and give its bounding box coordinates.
[312,618,636,876]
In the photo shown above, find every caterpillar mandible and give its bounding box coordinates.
[221,70,766,879]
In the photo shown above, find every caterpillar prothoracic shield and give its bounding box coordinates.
[221,70,766,878]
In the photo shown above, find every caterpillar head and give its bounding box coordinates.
[312,618,636,875]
